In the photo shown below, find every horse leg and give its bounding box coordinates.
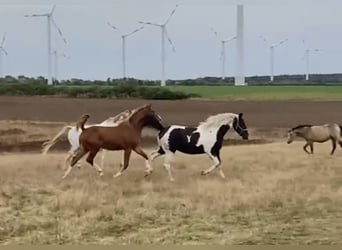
[100,149,106,170]
[150,146,165,161]
[113,149,132,178]
[133,146,153,176]
[309,143,314,154]
[163,151,175,182]
[86,148,103,176]
[303,143,311,154]
[62,148,88,179]
[330,139,337,155]
[201,152,222,177]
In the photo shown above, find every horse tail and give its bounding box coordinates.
[340,125,342,136]
[42,125,73,155]
[76,113,90,131]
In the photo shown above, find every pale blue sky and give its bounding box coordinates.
[0,0,341,80]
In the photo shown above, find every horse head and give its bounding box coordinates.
[129,104,164,131]
[233,113,249,140]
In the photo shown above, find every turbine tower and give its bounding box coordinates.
[107,22,144,79]
[211,28,236,80]
[260,36,288,82]
[25,5,67,85]
[52,49,69,82]
[0,33,8,78]
[302,40,322,81]
[139,5,178,87]
[235,4,245,86]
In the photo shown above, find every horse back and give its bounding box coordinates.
[80,125,140,150]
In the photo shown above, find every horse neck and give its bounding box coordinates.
[295,127,309,138]
[128,111,147,133]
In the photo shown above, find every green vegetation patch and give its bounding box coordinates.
[0,83,199,100]
[166,85,342,101]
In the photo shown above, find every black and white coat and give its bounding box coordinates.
[150,112,248,181]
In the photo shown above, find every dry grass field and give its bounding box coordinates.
[0,142,342,244]
[0,97,342,244]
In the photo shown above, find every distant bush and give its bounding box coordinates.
[0,83,199,100]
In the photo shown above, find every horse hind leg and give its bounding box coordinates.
[86,148,103,176]
[62,147,88,179]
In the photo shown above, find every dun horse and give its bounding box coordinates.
[62,104,164,179]
[42,108,136,169]
[150,112,249,181]
[287,124,342,155]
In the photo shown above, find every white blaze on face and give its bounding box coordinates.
[287,130,295,144]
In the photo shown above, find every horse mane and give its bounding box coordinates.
[197,113,238,130]
[100,109,133,125]
[292,124,313,130]
[128,104,151,122]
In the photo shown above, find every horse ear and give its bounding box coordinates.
[238,113,243,118]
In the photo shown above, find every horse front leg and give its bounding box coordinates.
[133,146,153,176]
[100,149,106,170]
[150,147,165,161]
[330,139,337,155]
[201,152,223,178]
[113,149,132,178]
[303,142,311,154]
[163,152,175,182]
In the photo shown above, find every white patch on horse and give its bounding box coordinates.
[195,113,237,152]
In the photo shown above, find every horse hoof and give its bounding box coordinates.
[99,172,104,177]
[201,170,206,175]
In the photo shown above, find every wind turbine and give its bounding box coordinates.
[107,22,144,79]
[25,5,67,85]
[52,49,70,83]
[0,33,8,78]
[260,36,288,82]
[302,40,322,81]
[211,28,236,80]
[139,5,178,87]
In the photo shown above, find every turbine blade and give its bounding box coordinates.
[51,17,67,44]
[24,14,48,17]
[260,35,268,44]
[164,28,176,53]
[107,22,119,32]
[50,4,56,16]
[210,27,218,38]
[164,4,178,25]
[223,36,237,43]
[1,33,6,47]
[0,47,8,56]
[139,21,161,27]
[273,38,288,47]
[124,26,144,37]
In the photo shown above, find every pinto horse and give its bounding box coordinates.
[62,104,164,179]
[150,112,249,181]
[42,108,136,169]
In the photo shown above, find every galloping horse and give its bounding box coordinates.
[62,104,164,179]
[150,112,249,181]
[42,108,136,169]
[287,123,342,155]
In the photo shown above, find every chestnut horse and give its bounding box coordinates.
[62,104,164,179]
